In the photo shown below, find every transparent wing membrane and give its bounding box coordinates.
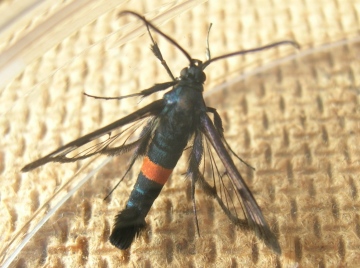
[199,137,248,226]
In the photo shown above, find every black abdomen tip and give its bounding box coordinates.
[109,207,146,249]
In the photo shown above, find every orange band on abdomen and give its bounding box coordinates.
[141,156,173,185]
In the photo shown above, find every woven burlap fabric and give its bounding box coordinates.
[1,0,360,267]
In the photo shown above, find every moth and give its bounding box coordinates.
[22,10,299,254]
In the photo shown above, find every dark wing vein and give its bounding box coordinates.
[199,112,281,254]
[22,99,164,172]
[199,137,246,225]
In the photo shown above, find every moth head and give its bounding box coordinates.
[180,60,206,84]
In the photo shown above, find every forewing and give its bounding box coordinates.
[22,99,165,172]
[199,113,281,254]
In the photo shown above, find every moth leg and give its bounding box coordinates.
[187,130,204,236]
[84,81,176,101]
[207,107,255,170]
[104,119,155,200]
[206,107,224,136]
[191,173,200,236]
[145,22,175,81]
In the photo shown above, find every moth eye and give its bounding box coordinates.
[198,72,206,82]
[180,67,188,77]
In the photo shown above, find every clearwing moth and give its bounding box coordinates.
[22,10,299,254]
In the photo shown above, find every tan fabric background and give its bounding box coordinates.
[1,0,360,267]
